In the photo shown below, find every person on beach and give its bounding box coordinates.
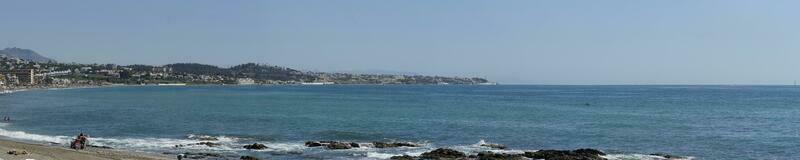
[71,133,88,149]
[78,133,88,149]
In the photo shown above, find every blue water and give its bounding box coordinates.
[0,85,799,159]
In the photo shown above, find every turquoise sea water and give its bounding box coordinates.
[0,85,798,159]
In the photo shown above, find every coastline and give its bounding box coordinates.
[0,84,171,160]
[0,138,168,160]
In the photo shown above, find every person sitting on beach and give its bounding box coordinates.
[78,133,88,149]
[71,133,88,149]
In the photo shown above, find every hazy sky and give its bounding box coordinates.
[1,0,799,84]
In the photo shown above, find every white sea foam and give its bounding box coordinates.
[366,152,399,159]
[259,142,306,153]
[0,125,250,152]
[0,127,72,144]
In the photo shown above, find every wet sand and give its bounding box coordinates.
[0,138,169,160]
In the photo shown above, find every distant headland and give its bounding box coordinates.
[0,48,493,90]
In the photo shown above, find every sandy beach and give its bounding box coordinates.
[0,138,169,160]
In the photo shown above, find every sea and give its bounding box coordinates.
[0,85,798,159]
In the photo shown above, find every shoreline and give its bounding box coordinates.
[0,84,171,160]
[0,138,168,160]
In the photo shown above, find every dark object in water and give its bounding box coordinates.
[420,148,467,159]
[326,142,354,149]
[243,143,268,150]
[305,141,323,147]
[650,153,686,159]
[240,155,260,160]
[373,142,420,148]
[304,141,360,149]
[523,148,606,160]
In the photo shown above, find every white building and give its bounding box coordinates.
[237,78,256,85]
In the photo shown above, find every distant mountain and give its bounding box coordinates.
[0,47,56,63]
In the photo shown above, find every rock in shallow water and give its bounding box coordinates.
[240,155,260,160]
[243,143,268,150]
[373,142,420,148]
[650,153,686,159]
[304,141,361,149]
[524,148,606,160]
[326,142,354,149]
[478,151,525,160]
[420,148,467,159]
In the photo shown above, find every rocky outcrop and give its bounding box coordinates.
[240,155,260,160]
[304,141,361,149]
[477,151,525,160]
[420,148,467,159]
[243,143,268,150]
[390,155,417,160]
[373,142,420,148]
[523,148,606,160]
[326,142,355,149]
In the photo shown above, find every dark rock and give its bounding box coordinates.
[7,150,28,155]
[350,142,361,148]
[523,149,606,160]
[477,151,524,160]
[196,142,221,147]
[373,142,420,148]
[305,141,323,147]
[243,143,268,150]
[326,142,353,149]
[390,155,416,160]
[650,153,685,159]
[240,155,260,160]
[479,143,507,149]
[420,148,467,159]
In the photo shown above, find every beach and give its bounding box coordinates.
[0,138,168,160]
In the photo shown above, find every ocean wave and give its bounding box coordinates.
[0,127,72,144]
[0,126,248,152]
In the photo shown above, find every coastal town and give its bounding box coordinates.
[0,47,492,92]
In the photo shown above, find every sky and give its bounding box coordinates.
[1,0,799,84]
